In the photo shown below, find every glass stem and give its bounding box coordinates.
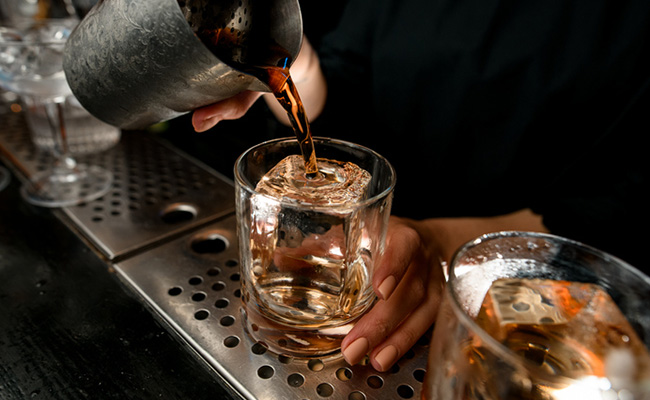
[43,99,77,172]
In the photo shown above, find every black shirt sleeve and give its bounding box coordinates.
[309,0,650,271]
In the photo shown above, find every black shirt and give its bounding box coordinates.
[309,0,650,269]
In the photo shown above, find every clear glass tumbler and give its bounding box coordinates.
[234,137,396,357]
[422,231,650,400]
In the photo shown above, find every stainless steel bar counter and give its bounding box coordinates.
[0,110,242,399]
[0,110,429,400]
[0,177,240,399]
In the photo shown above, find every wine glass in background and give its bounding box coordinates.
[0,18,113,207]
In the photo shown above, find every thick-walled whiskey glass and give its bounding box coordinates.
[234,137,396,357]
[422,231,650,400]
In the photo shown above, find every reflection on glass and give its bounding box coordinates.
[0,19,112,207]
[422,232,650,400]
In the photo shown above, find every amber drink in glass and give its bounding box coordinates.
[422,231,650,400]
[235,137,395,357]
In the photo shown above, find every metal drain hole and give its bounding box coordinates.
[397,384,414,399]
[160,203,197,224]
[220,315,235,327]
[251,342,268,355]
[366,375,383,389]
[348,391,366,400]
[308,359,324,372]
[168,287,182,296]
[278,354,293,364]
[224,336,240,348]
[214,298,229,308]
[336,367,352,381]
[413,368,426,382]
[194,309,210,320]
[316,382,334,397]
[190,232,229,254]
[287,373,305,387]
[188,276,203,285]
[192,292,207,302]
[257,365,274,379]
[212,281,226,291]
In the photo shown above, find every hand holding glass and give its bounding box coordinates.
[235,137,395,357]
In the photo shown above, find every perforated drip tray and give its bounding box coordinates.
[0,112,235,260]
[1,111,429,399]
[113,214,429,400]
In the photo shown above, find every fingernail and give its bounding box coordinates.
[377,275,397,300]
[194,116,218,132]
[374,345,399,372]
[342,337,369,365]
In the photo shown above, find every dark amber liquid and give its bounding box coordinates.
[240,65,319,176]
[196,26,319,176]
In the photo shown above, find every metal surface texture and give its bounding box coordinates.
[1,111,429,399]
[113,215,429,400]
[63,0,302,129]
[0,112,235,260]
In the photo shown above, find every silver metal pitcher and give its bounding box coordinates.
[63,0,303,130]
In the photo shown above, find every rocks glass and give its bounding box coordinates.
[234,137,395,357]
[422,231,650,400]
